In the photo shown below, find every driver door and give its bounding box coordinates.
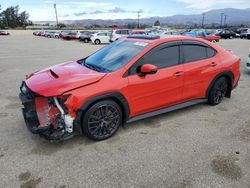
[124,42,184,116]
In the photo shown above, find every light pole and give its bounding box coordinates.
[202,13,205,28]
[220,13,224,28]
[54,4,59,27]
[137,11,140,29]
[224,14,227,26]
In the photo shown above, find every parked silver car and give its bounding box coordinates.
[246,54,250,71]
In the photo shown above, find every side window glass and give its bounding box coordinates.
[206,47,216,58]
[129,45,179,75]
[183,45,207,63]
[146,46,179,69]
[120,30,129,35]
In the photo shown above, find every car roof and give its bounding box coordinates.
[124,35,206,44]
[114,29,129,31]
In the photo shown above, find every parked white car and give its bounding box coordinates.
[110,29,130,42]
[91,32,111,44]
[50,31,60,38]
[246,54,250,71]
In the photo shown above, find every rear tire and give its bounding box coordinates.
[208,77,228,105]
[83,100,122,141]
[84,38,89,43]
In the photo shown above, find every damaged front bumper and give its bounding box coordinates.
[19,82,77,141]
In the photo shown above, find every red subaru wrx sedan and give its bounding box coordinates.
[19,35,240,141]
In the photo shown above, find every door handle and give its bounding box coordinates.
[211,62,217,67]
[175,71,183,77]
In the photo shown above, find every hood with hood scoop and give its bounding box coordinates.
[25,61,106,97]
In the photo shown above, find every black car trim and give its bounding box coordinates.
[19,92,41,134]
[79,92,130,123]
[206,71,234,98]
[126,99,207,123]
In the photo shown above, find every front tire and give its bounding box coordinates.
[208,77,228,105]
[83,100,122,141]
[94,39,101,45]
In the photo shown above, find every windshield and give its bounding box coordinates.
[80,40,149,72]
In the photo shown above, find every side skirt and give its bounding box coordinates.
[126,99,207,124]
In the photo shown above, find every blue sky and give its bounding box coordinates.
[1,0,249,21]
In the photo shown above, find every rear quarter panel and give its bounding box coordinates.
[219,49,241,87]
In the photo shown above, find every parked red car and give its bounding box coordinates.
[33,31,42,36]
[205,35,221,43]
[20,35,240,141]
[184,30,221,43]
[61,31,78,40]
[131,30,147,35]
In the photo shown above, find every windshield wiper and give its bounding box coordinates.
[80,59,110,73]
[82,61,102,72]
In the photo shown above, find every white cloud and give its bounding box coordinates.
[30,1,147,21]
[176,0,248,10]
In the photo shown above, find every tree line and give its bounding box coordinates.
[0,5,32,29]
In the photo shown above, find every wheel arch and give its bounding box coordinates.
[78,92,130,125]
[206,71,234,98]
[95,39,101,44]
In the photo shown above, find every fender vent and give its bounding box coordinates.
[49,70,59,79]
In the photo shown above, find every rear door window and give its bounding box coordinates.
[182,41,217,63]
[115,30,121,34]
[120,30,129,35]
[183,45,207,63]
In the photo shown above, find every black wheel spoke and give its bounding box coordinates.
[104,105,109,116]
[88,120,99,124]
[90,115,99,120]
[90,126,100,134]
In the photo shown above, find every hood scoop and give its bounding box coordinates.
[49,69,59,79]
[25,61,106,97]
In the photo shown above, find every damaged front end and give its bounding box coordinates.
[19,81,80,141]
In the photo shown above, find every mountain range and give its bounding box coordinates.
[35,8,250,27]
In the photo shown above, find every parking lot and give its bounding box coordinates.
[0,30,250,188]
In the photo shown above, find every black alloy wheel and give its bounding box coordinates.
[208,77,228,105]
[83,100,122,140]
